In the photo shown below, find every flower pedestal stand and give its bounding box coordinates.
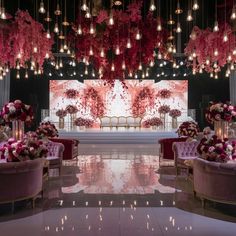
[152,125,157,130]
[214,121,229,140]
[171,117,178,129]
[70,114,76,130]
[58,117,65,129]
[12,120,24,140]
[160,113,166,130]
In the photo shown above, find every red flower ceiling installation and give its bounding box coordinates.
[185,24,236,74]
[70,0,169,86]
[0,10,53,71]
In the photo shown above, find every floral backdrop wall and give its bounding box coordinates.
[49,80,188,127]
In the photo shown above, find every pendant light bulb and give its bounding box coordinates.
[89,46,94,56]
[223,33,228,42]
[1,8,6,20]
[149,0,156,11]
[126,38,132,48]
[39,1,46,14]
[46,30,51,39]
[122,61,126,70]
[176,22,182,33]
[89,23,95,34]
[135,30,141,40]
[157,22,162,31]
[213,21,219,32]
[109,12,114,25]
[231,6,236,20]
[54,23,59,33]
[187,10,193,21]
[111,63,115,71]
[16,71,20,79]
[81,0,88,11]
[115,45,120,55]
[192,0,199,10]
[100,48,105,57]
[138,62,142,70]
[77,25,82,35]
[214,49,219,56]
[85,10,91,19]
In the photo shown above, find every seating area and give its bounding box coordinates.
[99,116,142,129]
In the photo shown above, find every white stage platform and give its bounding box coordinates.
[58,128,178,144]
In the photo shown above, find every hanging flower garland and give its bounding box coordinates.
[70,1,169,86]
[0,10,53,72]
[185,24,236,74]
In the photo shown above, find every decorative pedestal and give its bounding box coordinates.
[171,117,178,129]
[160,113,166,129]
[70,114,76,130]
[58,117,65,129]
[12,120,24,140]
[214,120,229,140]
[152,125,157,130]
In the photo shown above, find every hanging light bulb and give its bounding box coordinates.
[214,73,218,79]
[122,61,126,70]
[89,46,94,56]
[46,29,51,39]
[89,23,95,34]
[111,63,115,71]
[59,59,63,68]
[213,21,219,32]
[85,66,88,75]
[24,70,29,79]
[223,32,228,42]
[1,8,6,20]
[149,60,154,67]
[115,45,120,55]
[55,63,59,70]
[109,12,114,25]
[126,38,132,48]
[172,45,176,53]
[167,15,175,25]
[135,30,141,40]
[157,52,162,59]
[129,71,133,77]
[16,71,20,79]
[157,22,162,31]
[146,69,149,77]
[176,22,182,33]
[233,48,236,55]
[231,5,236,20]
[192,0,199,10]
[227,54,232,61]
[192,69,196,75]
[54,22,59,33]
[226,66,230,75]
[173,61,177,68]
[77,24,82,35]
[175,0,183,14]
[186,10,193,21]
[214,49,219,56]
[206,58,210,65]
[213,62,218,68]
[149,0,156,11]
[142,72,145,79]
[210,72,214,77]
[6,66,9,73]
[100,48,105,57]
[138,62,142,70]
[45,52,49,59]
[192,50,197,58]
[199,67,203,73]
[39,1,46,14]
[92,69,95,77]
[85,10,91,19]
[16,62,20,70]
[230,63,235,70]
[81,0,88,11]
[54,3,61,15]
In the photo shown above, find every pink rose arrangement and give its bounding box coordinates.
[177,121,200,138]
[205,101,236,124]
[169,109,182,118]
[55,109,67,118]
[197,135,236,163]
[0,133,48,162]
[0,100,34,124]
[74,117,94,128]
[143,117,163,128]
[65,89,79,99]
[36,121,58,138]
[65,105,78,114]
[158,105,170,114]
[157,89,172,99]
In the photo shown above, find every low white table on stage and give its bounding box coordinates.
[58,128,178,144]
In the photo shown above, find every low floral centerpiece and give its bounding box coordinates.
[197,135,236,163]
[205,101,236,140]
[177,121,200,139]
[0,100,34,123]
[143,117,163,128]
[0,132,48,162]
[36,121,58,139]
[74,117,94,128]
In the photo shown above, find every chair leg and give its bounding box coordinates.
[11,201,15,214]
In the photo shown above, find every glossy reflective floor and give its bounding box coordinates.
[1,144,236,236]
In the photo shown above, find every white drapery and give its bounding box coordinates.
[0,73,10,109]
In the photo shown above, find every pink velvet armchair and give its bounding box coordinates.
[46,141,64,176]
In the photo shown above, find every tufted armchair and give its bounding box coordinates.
[172,141,199,176]
[46,141,64,176]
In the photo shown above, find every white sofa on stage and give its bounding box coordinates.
[100,116,142,129]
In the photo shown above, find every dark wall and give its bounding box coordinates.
[10,72,229,130]
[10,71,49,130]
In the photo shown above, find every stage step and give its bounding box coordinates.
[58,130,178,144]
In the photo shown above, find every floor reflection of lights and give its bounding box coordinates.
[62,155,180,194]
[1,207,236,236]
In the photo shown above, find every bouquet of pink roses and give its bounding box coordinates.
[169,109,182,118]
[0,100,33,124]
[205,101,236,124]
[157,89,171,99]
[158,105,170,114]
[143,117,163,128]
[65,105,78,114]
[197,135,236,162]
[74,117,94,128]
[65,89,79,99]
[177,121,200,138]
[36,121,58,138]
[55,109,67,118]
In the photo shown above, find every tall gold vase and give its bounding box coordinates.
[12,120,24,140]
[214,120,229,140]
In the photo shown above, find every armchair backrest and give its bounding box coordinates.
[46,141,64,158]
[173,141,199,158]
